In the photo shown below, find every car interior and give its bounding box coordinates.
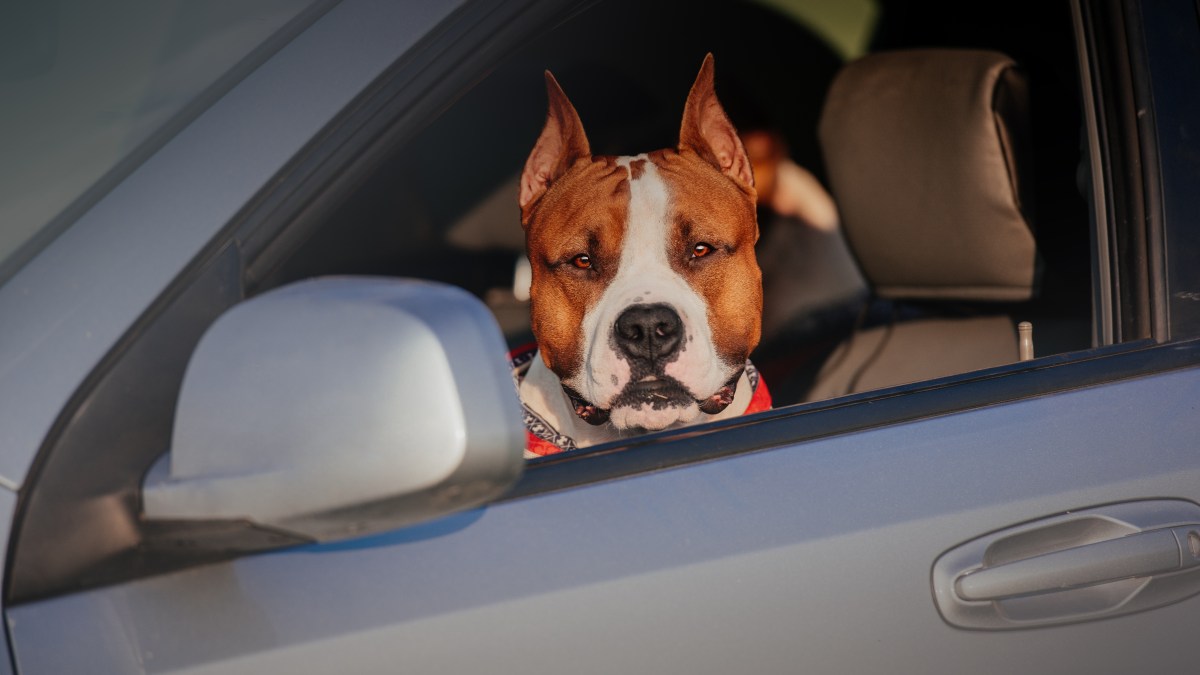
[251,0,1093,410]
[806,48,1047,400]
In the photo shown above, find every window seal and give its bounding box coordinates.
[1122,0,1169,341]
[1073,0,1116,347]
[505,338,1200,502]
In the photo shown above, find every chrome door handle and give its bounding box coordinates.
[933,500,1200,630]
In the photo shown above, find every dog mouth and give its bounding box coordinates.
[612,377,695,411]
[562,370,743,427]
[562,383,612,426]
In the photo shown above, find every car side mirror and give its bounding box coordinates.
[142,277,524,542]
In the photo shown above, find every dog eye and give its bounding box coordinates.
[571,254,592,269]
[690,243,713,259]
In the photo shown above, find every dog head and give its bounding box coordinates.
[519,54,762,432]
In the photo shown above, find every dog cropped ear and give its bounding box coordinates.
[519,71,591,225]
[678,53,754,189]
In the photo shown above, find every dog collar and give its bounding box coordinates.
[509,344,772,458]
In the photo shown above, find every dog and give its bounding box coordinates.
[514,54,770,457]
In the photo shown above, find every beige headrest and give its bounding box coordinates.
[818,49,1037,301]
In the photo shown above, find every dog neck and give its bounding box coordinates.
[519,351,757,450]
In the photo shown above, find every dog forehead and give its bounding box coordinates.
[616,154,672,263]
[527,156,629,247]
[610,152,754,279]
[648,149,757,237]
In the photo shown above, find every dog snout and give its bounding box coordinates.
[613,303,683,365]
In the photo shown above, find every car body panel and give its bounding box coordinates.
[4,0,1200,672]
[0,0,463,489]
[9,363,1200,673]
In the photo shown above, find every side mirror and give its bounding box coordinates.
[143,277,524,542]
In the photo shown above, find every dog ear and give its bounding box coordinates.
[519,71,591,225]
[678,53,754,189]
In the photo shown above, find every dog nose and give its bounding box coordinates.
[613,304,683,364]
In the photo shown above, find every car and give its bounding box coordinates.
[1,0,1199,672]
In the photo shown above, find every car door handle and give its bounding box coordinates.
[954,526,1199,601]
[933,500,1200,630]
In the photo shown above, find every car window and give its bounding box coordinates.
[0,0,327,283]
[264,0,1096,412]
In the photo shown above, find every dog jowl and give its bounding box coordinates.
[516,54,767,453]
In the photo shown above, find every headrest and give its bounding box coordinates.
[818,49,1037,301]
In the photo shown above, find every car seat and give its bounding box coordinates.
[806,49,1038,401]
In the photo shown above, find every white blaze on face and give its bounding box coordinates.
[561,155,740,430]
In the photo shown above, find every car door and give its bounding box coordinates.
[6,0,1200,674]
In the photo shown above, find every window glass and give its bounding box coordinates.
[0,0,322,280]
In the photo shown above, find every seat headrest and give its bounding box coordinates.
[818,49,1037,302]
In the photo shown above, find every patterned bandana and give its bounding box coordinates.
[510,344,772,458]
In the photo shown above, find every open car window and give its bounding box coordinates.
[261,0,1097,420]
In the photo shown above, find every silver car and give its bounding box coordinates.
[2,0,1199,673]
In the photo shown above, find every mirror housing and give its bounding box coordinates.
[143,277,524,541]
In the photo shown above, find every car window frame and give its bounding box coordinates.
[510,0,1200,491]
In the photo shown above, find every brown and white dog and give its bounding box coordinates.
[515,54,769,456]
